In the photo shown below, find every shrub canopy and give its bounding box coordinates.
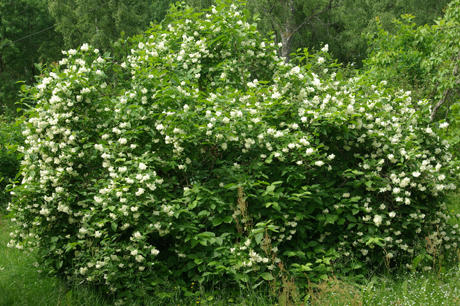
[7,0,460,303]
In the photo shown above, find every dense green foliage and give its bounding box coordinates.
[0,116,23,211]
[0,0,452,116]
[6,1,460,304]
[0,0,64,115]
[48,0,156,52]
[3,216,460,306]
[364,0,460,153]
[331,0,451,65]
[247,0,450,65]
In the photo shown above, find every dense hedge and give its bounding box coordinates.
[7,0,460,303]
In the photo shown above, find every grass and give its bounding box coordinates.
[2,194,460,306]
[0,218,114,306]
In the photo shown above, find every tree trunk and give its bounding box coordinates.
[281,32,293,62]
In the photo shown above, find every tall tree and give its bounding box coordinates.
[247,0,341,62]
[48,0,156,51]
[327,0,451,65]
[0,0,63,115]
[246,0,449,65]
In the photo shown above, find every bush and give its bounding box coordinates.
[7,0,460,303]
[0,115,23,211]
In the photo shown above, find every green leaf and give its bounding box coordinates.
[157,292,172,299]
[255,233,264,245]
[346,214,357,222]
[194,258,203,265]
[325,215,338,224]
[368,226,375,235]
[212,218,223,226]
[350,262,362,270]
[111,222,118,231]
[336,72,342,81]
[347,223,356,230]
[260,272,274,281]
[187,261,196,270]
[189,197,200,209]
[253,280,265,289]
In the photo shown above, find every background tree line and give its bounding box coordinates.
[0,0,452,116]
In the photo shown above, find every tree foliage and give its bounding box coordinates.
[364,0,460,153]
[247,0,340,62]
[0,0,63,115]
[328,0,451,65]
[7,1,460,303]
[48,0,156,51]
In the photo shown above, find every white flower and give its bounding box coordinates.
[315,160,324,167]
[412,171,421,177]
[389,212,396,218]
[118,138,127,145]
[373,215,382,227]
[440,122,449,129]
[343,193,350,198]
[321,44,329,52]
[81,43,89,51]
[245,239,251,247]
[318,57,325,64]
[135,188,145,196]
[139,163,147,170]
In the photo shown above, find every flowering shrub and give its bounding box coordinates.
[7,0,460,303]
